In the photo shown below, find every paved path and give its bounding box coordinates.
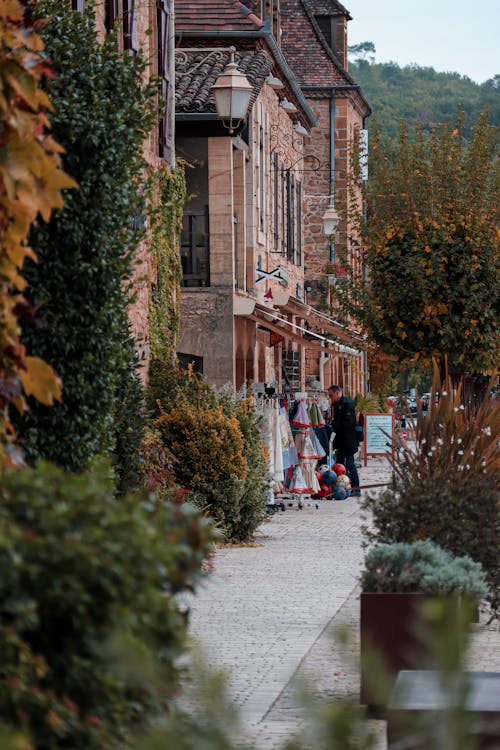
[187,456,499,749]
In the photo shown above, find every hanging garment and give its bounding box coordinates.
[291,399,311,428]
[262,404,275,479]
[295,430,323,460]
[310,429,327,460]
[295,427,326,460]
[308,401,325,428]
[289,464,310,494]
[279,406,298,468]
[273,402,284,480]
[300,461,321,493]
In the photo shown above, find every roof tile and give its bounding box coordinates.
[175,49,272,113]
[175,0,264,32]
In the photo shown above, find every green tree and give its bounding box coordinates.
[339,112,499,397]
[347,41,375,63]
[16,1,156,470]
[350,60,500,142]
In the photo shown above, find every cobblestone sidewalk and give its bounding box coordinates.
[187,456,500,749]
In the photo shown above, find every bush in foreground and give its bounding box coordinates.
[0,462,215,748]
[363,367,500,616]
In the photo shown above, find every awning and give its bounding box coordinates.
[241,303,363,356]
[276,297,365,348]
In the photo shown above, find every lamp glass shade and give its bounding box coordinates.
[212,61,253,123]
[322,205,340,236]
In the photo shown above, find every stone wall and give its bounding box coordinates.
[95,0,169,382]
[178,290,235,387]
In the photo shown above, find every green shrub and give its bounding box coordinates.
[219,393,269,541]
[112,330,147,497]
[363,367,500,616]
[16,1,156,471]
[189,475,246,541]
[0,462,215,748]
[156,404,247,489]
[139,428,176,502]
[151,366,269,540]
[146,359,215,420]
[361,540,488,601]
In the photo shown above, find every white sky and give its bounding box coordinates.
[346,0,499,84]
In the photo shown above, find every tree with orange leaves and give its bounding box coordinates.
[0,0,76,461]
[339,112,499,400]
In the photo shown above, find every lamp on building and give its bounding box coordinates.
[267,73,284,89]
[280,98,298,113]
[322,203,340,236]
[294,122,308,137]
[212,47,253,134]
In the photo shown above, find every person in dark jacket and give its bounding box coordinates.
[327,384,361,496]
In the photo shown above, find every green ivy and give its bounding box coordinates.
[149,162,187,364]
[16,1,156,471]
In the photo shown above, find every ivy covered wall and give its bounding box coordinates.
[149,162,187,365]
[17,1,156,471]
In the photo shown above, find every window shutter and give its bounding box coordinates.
[296,180,302,265]
[124,0,138,53]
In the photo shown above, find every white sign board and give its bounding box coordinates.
[363,413,395,465]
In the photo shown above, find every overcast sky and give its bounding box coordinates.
[346,0,499,84]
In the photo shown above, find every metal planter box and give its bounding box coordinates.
[360,592,461,713]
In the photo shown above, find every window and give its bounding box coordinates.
[178,353,203,374]
[105,0,119,32]
[286,170,294,262]
[71,0,86,11]
[157,0,171,158]
[259,124,265,232]
[315,14,347,65]
[281,163,286,254]
[123,0,138,53]
[180,207,210,287]
[315,15,337,50]
[296,180,302,265]
[273,152,279,251]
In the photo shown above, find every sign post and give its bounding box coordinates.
[363,412,395,466]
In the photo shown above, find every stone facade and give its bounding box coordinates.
[280,0,371,395]
[177,72,311,389]
[94,0,173,379]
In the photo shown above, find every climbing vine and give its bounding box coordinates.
[149,161,187,363]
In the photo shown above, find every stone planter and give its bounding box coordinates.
[360,592,463,713]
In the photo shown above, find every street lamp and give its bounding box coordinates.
[322,203,340,236]
[212,47,253,134]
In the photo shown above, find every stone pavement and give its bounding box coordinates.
[187,456,500,749]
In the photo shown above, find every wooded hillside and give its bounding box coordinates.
[350,58,499,141]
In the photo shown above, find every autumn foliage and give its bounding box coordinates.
[341,112,499,378]
[0,0,76,459]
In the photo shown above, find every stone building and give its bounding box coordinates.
[174,0,366,393]
[77,0,175,373]
[280,0,372,394]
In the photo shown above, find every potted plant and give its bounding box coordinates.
[359,540,487,712]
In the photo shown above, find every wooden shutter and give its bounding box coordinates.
[296,180,302,265]
[123,0,138,53]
